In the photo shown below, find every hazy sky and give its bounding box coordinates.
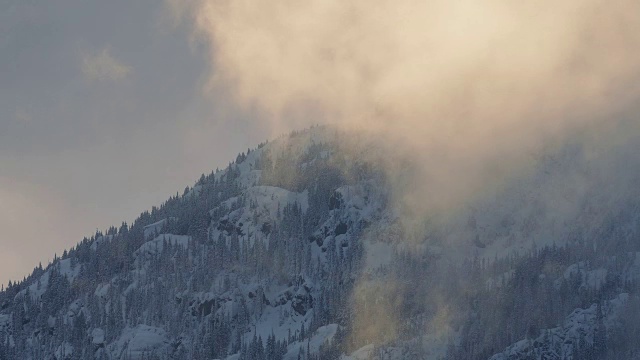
[0,0,271,287]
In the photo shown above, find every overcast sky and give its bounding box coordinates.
[0,0,273,287]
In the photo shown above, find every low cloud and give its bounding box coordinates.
[82,48,131,82]
[170,0,640,350]
[171,0,640,215]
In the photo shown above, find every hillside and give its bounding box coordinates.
[2,124,640,360]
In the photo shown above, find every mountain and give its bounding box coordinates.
[2,124,640,360]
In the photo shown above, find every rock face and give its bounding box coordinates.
[2,125,640,359]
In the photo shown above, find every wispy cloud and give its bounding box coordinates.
[82,48,131,82]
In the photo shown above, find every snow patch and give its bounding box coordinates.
[91,234,114,251]
[58,258,80,281]
[283,324,338,360]
[244,186,309,214]
[143,218,177,239]
[210,186,309,246]
[92,328,105,345]
[342,344,375,360]
[94,283,110,298]
[134,234,190,264]
[108,325,169,360]
[553,261,608,290]
[55,342,73,360]
[14,258,80,302]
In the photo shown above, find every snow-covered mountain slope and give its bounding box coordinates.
[490,293,629,360]
[2,124,640,360]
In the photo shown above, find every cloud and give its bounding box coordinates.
[82,48,132,82]
[170,0,640,349]
[171,0,640,213]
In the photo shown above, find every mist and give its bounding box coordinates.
[171,0,640,214]
[2,0,638,355]
[169,0,640,352]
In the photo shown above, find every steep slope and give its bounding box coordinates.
[2,125,640,360]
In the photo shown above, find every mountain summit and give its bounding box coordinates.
[2,125,640,360]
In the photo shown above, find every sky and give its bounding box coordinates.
[2,0,640,289]
[0,0,272,287]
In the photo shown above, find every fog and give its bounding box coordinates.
[171,0,640,349]
[173,0,640,214]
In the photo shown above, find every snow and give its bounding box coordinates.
[55,342,73,360]
[490,293,630,359]
[212,142,265,187]
[212,126,335,190]
[143,219,169,238]
[246,304,308,345]
[66,299,85,324]
[8,125,640,360]
[0,314,9,332]
[91,234,114,251]
[47,315,56,328]
[92,328,105,345]
[584,268,608,289]
[552,261,608,290]
[210,185,309,247]
[335,181,385,222]
[203,278,322,355]
[185,184,202,198]
[108,325,169,360]
[283,324,338,360]
[308,180,389,266]
[58,258,80,281]
[14,258,80,302]
[252,186,309,214]
[94,283,111,298]
[239,169,262,188]
[134,234,190,264]
[217,186,308,218]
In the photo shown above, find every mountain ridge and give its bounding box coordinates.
[2,124,640,359]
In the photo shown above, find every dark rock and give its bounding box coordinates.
[334,222,348,236]
[261,222,272,235]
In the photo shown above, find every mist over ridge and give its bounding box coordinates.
[2,0,640,358]
[170,0,640,218]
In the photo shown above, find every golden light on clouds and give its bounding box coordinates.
[168,1,640,347]
[184,1,637,116]
[171,0,640,213]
